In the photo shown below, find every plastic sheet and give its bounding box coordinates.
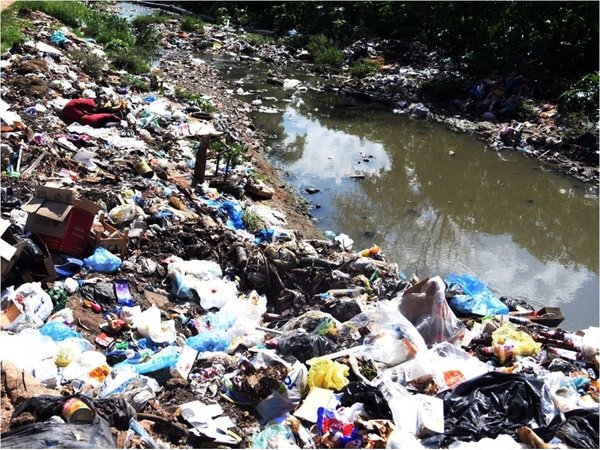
[398,276,465,347]
[445,274,509,316]
[428,372,558,446]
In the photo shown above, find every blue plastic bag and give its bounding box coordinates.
[218,200,244,230]
[445,274,509,316]
[50,31,67,44]
[186,331,229,353]
[172,272,194,299]
[114,345,179,374]
[83,247,122,274]
[40,321,82,342]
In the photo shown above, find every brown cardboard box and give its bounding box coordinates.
[22,184,101,257]
[88,215,128,258]
[0,300,22,329]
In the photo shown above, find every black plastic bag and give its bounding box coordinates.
[277,331,339,363]
[340,382,392,420]
[1,418,116,449]
[556,409,599,449]
[11,394,135,430]
[423,372,557,447]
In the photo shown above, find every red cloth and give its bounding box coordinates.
[62,99,120,128]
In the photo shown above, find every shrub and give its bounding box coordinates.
[307,34,344,68]
[348,59,379,78]
[180,16,204,34]
[175,87,216,112]
[70,49,105,80]
[111,49,149,75]
[558,73,599,122]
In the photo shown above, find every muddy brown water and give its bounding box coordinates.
[214,58,599,331]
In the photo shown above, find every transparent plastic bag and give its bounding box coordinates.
[398,276,465,347]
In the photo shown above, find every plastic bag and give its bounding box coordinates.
[55,338,94,367]
[252,423,297,449]
[61,351,109,383]
[307,358,349,391]
[491,323,541,364]
[340,382,392,420]
[398,276,465,347]
[0,328,57,373]
[108,203,143,224]
[40,321,81,342]
[276,331,340,364]
[445,274,509,316]
[555,409,599,449]
[133,306,176,344]
[1,283,54,331]
[1,417,116,448]
[83,247,122,274]
[186,331,230,353]
[428,372,558,447]
[218,200,244,230]
[344,299,426,367]
[195,278,238,310]
[317,407,363,448]
[220,290,267,323]
[166,256,222,280]
[114,345,180,374]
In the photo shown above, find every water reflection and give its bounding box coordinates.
[215,58,599,331]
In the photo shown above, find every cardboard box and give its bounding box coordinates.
[22,184,101,257]
[88,215,128,258]
[0,300,22,329]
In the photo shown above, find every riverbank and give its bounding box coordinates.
[0,4,598,450]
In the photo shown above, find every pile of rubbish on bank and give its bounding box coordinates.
[1,8,599,450]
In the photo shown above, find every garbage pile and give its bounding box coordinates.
[1,8,599,450]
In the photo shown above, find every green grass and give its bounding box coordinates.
[131,13,169,29]
[348,59,379,77]
[180,16,204,34]
[0,20,23,53]
[244,32,273,47]
[4,1,159,75]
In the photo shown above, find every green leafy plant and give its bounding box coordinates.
[242,209,265,233]
[175,87,216,112]
[120,73,150,92]
[558,73,599,122]
[348,59,379,78]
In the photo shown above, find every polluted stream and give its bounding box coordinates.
[209,57,599,331]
